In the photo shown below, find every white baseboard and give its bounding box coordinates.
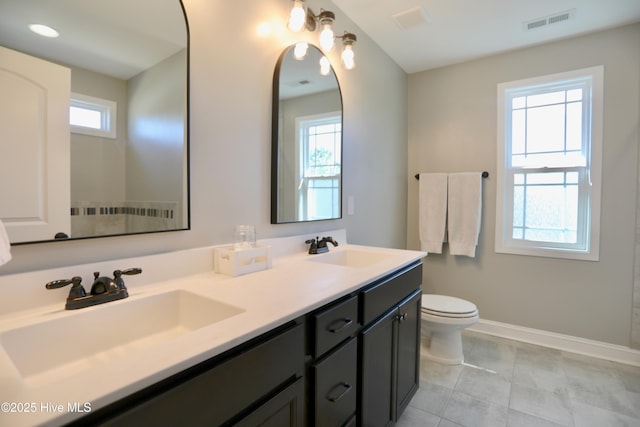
[468,319,640,367]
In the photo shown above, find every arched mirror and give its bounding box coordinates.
[271,44,343,224]
[0,0,189,244]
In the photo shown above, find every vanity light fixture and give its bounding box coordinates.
[294,42,309,60]
[339,32,357,70]
[319,55,331,76]
[28,23,59,38]
[286,0,357,69]
[288,0,306,32]
[318,10,335,51]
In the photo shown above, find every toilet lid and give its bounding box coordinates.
[422,294,477,316]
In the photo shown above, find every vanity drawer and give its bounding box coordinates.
[84,322,304,427]
[313,295,359,357]
[312,337,358,427]
[360,262,422,325]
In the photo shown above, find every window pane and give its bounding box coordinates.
[306,178,339,220]
[511,110,525,155]
[527,90,565,107]
[512,96,526,109]
[523,181,578,244]
[567,88,582,102]
[70,106,102,129]
[513,184,524,227]
[527,104,565,153]
[566,102,583,151]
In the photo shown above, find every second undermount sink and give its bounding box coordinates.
[308,249,392,268]
[0,290,244,384]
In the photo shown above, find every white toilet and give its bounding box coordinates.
[421,294,479,365]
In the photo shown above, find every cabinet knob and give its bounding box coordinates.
[396,313,407,323]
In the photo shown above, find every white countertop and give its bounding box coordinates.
[0,238,425,426]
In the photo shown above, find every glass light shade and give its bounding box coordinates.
[293,42,308,59]
[319,24,334,51]
[288,1,306,32]
[319,56,331,76]
[342,45,355,70]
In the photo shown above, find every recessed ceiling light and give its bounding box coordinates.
[28,24,60,38]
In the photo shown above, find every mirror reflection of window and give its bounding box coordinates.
[271,44,343,224]
[297,113,341,221]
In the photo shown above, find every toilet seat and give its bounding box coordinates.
[422,295,478,319]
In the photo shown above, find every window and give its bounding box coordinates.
[296,112,341,221]
[495,66,603,260]
[70,93,116,139]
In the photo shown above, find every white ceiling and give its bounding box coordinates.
[0,0,186,80]
[330,0,640,73]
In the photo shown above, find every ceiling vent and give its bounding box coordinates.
[524,9,575,31]
[392,6,431,30]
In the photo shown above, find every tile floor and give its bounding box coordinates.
[397,331,640,427]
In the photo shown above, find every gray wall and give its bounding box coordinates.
[3,0,408,273]
[70,67,127,203]
[407,24,640,347]
[127,49,187,227]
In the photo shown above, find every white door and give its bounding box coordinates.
[0,46,71,243]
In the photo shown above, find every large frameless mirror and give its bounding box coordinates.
[271,44,343,224]
[0,0,189,243]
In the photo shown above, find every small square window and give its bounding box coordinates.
[70,93,116,139]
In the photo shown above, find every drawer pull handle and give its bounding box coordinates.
[327,318,353,333]
[326,382,352,402]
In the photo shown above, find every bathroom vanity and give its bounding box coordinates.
[0,234,425,427]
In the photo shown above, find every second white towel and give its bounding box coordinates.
[447,173,482,257]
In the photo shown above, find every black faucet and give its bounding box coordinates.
[305,236,339,254]
[46,268,142,310]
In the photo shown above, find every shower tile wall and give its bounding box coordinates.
[71,201,177,238]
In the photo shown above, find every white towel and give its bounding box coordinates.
[418,173,448,253]
[0,219,12,266]
[447,173,482,257]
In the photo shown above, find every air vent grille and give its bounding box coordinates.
[392,6,430,30]
[524,9,575,31]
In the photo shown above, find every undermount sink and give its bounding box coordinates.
[0,290,244,384]
[308,249,392,268]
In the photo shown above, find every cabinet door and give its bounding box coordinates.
[359,309,396,427]
[395,290,421,419]
[235,377,304,427]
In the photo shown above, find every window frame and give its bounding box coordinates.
[70,92,117,139]
[495,66,604,261]
[294,111,342,221]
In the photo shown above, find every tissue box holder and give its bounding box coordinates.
[214,245,271,277]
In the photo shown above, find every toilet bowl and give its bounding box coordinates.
[421,294,479,365]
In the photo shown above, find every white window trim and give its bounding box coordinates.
[70,92,117,139]
[294,111,342,221]
[495,66,603,261]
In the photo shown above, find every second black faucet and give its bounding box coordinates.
[305,236,339,254]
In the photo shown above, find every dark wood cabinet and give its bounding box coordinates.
[235,377,305,427]
[67,260,423,427]
[68,322,305,427]
[394,290,422,418]
[358,264,422,427]
[312,337,358,426]
[360,308,396,427]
